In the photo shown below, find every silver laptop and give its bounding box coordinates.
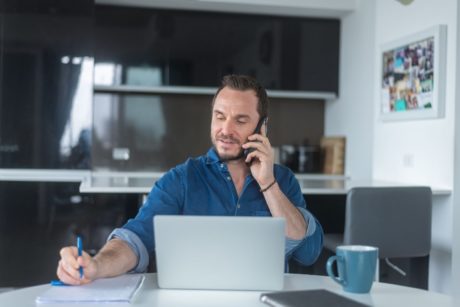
[154,215,285,291]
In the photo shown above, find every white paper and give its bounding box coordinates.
[36,274,144,304]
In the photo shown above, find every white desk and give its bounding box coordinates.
[0,273,454,307]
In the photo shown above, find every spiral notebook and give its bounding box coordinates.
[36,274,144,304]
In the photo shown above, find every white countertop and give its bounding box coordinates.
[0,169,451,195]
[0,169,89,182]
[78,171,451,195]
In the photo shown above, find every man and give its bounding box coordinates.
[57,75,323,285]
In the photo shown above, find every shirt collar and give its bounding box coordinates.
[205,147,221,165]
[205,148,254,181]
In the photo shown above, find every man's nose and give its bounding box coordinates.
[221,119,235,135]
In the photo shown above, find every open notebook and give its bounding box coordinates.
[36,274,144,304]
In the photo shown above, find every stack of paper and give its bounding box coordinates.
[36,274,144,304]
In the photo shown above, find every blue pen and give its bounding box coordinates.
[77,236,83,279]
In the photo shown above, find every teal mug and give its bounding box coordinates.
[326,245,378,294]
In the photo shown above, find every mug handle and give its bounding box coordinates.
[326,255,347,286]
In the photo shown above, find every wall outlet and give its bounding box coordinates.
[402,154,414,168]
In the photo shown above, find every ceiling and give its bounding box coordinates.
[95,0,357,18]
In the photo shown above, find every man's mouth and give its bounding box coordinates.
[218,139,236,145]
[217,136,240,146]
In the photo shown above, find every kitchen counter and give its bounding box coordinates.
[78,171,451,195]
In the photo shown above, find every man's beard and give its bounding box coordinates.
[212,134,245,162]
[219,149,245,162]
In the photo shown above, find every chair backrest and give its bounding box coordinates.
[343,187,432,259]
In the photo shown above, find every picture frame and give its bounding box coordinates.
[380,25,447,121]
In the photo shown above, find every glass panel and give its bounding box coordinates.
[0,2,94,168]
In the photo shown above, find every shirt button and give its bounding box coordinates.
[227,176,231,181]
[237,204,241,209]
[220,164,224,168]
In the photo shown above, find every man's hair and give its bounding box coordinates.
[212,74,269,118]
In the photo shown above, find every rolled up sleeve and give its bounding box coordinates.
[286,207,324,266]
[108,228,150,273]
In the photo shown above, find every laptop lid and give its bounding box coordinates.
[154,215,285,291]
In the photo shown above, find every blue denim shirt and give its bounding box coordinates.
[109,148,323,272]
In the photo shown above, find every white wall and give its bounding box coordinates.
[373,1,456,190]
[373,0,457,294]
[324,0,375,180]
[328,0,458,294]
[451,0,460,298]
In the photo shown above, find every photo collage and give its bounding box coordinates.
[381,36,434,113]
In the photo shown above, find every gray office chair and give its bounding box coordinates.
[323,186,432,288]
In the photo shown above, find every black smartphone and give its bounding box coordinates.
[243,116,267,159]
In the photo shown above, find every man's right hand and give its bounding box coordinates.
[56,246,99,285]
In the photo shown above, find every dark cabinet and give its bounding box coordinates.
[0,180,139,287]
[93,5,340,94]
